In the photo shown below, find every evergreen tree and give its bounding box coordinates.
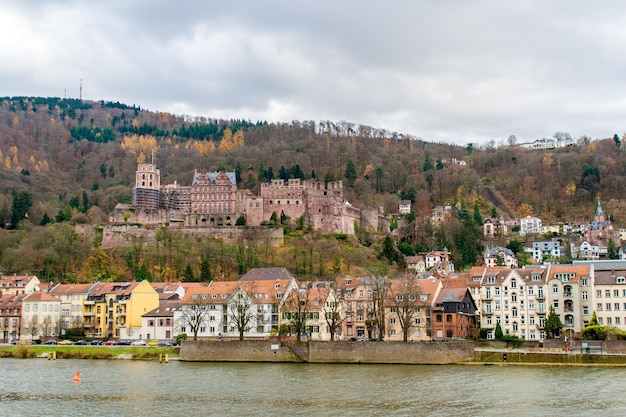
[136,262,153,281]
[588,311,598,326]
[199,255,212,282]
[545,306,563,338]
[495,322,504,340]
[608,239,617,259]
[39,213,52,226]
[382,235,397,263]
[184,263,195,282]
[11,189,32,229]
[473,200,483,225]
[491,205,498,218]
[344,159,357,187]
[423,153,434,172]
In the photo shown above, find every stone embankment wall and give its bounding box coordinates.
[180,340,474,364]
[100,225,283,249]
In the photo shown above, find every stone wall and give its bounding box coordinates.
[180,340,475,364]
[100,225,284,249]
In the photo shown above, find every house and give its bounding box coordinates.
[531,241,562,263]
[0,274,41,296]
[83,281,159,340]
[484,246,518,268]
[141,299,181,341]
[335,276,374,340]
[386,277,441,341]
[48,283,99,332]
[545,264,593,336]
[404,255,426,275]
[483,217,509,238]
[519,216,542,236]
[431,287,477,339]
[399,200,411,215]
[0,293,26,343]
[177,281,240,340]
[431,206,452,224]
[571,199,621,260]
[21,292,62,342]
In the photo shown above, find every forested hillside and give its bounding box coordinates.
[0,96,624,282]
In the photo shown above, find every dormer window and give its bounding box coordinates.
[617,276,626,284]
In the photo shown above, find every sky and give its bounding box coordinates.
[2,0,626,145]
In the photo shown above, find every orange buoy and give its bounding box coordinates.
[73,371,81,382]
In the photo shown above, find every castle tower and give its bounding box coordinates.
[132,162,161,210]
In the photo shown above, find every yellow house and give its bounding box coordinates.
[84,281,158,340]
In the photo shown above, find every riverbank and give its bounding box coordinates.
[0,344,179,360]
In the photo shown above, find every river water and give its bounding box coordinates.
[1,358,625,416]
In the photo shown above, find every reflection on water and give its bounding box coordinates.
[1,358,626,416]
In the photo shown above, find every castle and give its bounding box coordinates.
[113,162,389,235]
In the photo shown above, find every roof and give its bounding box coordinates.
[143,300,181,317]
[180,281,240,304]
[49,283,98,296]
[0,274,38,288]
[435,287,467,304]
[88,282,141,297]
[546,264,591,283]
[239,267,295,282]
[594,270,626,285]
[23,292,61,302]
[192,171,236,186]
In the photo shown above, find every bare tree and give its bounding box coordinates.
[178,294,212,341]
[369,270,390,341]
[323,286,344,341]
[388,275,425,342]
[283,282,312,342]
[228,283,257,341]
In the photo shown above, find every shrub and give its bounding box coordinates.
[501,335,524,348]
[176,333,187,345]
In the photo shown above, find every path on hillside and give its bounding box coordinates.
[481,186,517,220]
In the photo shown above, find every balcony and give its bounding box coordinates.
[83,323,94,328]
[84,300,95,305]
[482,309,493,315]
[345,320,353,326]
[481,323,495,329]
[83,311,95,316]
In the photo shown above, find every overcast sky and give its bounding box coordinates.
[2,1,626,145]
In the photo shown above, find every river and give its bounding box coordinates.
[1,358,624,416]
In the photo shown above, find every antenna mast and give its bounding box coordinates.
[80,79,83,100]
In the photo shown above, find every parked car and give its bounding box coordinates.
[74,340,88,345]
[117,340,131,346]
[350,336,365,342]
[157,340,175,347]
[44,339,58,345]
[90,339,103,345]
[147,340,159,347]
[104,340,118,346]
[58,340,73,345]
[131,339,146,346]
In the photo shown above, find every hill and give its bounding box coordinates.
[0,96,624,281]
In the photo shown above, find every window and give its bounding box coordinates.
[148,320,154,326]
[528,287,534,295]
[616,303,621,311]
[390,329,396,336]
[552,285,559,294]
[511,280,517,288]
[485,289,491,298]
[495,288,500,296]
[597,290,602,298]
[553,300,559,309]
[530,316,535,325]
[606,290,611,297]
[495,301,501,310]
[582,291,588,300]
[513,322,518,332]
[607,318,612,325]
[446,315,452,322]
[583,306,589,315]
[436,314,442,322]
[581,278,589,286]
[597,303,603,311]
[511,293,517,302]
[606,303,612,311]
[617,317,621,325]
[615,290,620,297]
[200,326,206,333]
[390,318,396,325]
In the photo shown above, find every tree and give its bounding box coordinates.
[322,286,344,341]
[283,282,312,342]
[473,200,483,225]
[588,311,598,326]
[545,306,563,338]
[382,235,397,264]
[388,275,425,342]
[10,189,32,229]
[199,253,212,282]
[183,263,195,282]
[423,153,434,172]
[369,270,390,341]
[228,283,258,340]
[344,159,357,188]
[495,322,504,340]
[99,163,107,179]
[178,293,212,341]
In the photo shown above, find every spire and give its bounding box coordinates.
[595,197,603,216]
